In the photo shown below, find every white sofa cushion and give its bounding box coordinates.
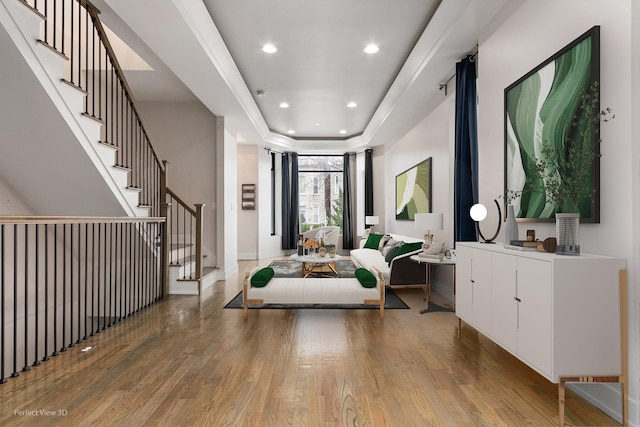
[350,233,423,283]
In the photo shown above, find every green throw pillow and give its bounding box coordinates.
[388,242,423,265]
[251,267,274,288]
[364,233,384,249]
[355,268,377,288]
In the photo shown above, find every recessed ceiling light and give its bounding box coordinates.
[287,130,295,135]
[347,102,357,108]
[262,44,277,54]
[315,123,321,126]
[364,44,379,54]
[339,130,347,134]
[279,102,290,108]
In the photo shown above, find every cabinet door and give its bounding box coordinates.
[455,245,473,322]
[491,252,518,353]
[516,257,552,376]
[472,249,492,335]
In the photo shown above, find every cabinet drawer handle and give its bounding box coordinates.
[514,297,521,302]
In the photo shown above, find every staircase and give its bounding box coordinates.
[0,0,216,294]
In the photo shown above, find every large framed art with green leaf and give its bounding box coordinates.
[395,157,431,220]
[504,26,601,223]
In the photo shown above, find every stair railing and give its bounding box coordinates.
[165,188,204,282]
[20,0,164,217]
[0,215,166,384]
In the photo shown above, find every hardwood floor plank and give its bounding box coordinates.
[0,258,620,426]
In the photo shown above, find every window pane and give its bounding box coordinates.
[298,156,343,233]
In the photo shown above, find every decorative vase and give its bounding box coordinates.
[503,205,519,245]
[318,246,327,257]
[556,213,580,255]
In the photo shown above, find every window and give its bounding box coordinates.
[298,155,343,232]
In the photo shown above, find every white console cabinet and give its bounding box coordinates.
[455,242,624,382]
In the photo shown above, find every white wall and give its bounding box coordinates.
[478,0,638,424]
[137,101,218,266]
[383,94,455,247]
[237,144,258,259]
[0,177,34,215]
[216,122,238,278]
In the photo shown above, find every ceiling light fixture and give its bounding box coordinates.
[339,130,347,134]
[364,44,379,54]
[262,44,277,53]
[347,102,357,108]
[279,102,290,108]
[287,130,295,135]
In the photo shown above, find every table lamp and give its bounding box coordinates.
[414,213,443,244]
[365,216,379,233]
[470,199,501,243]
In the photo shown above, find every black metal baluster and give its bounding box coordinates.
[52,224,58,357]
[76,223,81,344]
[92,223,98,336]
[120,223,124,321]
[12,225,18,377]
[61,224,66,352]
[23,224,30,372]
[102,223,106,331]
[84,8,89,110]
[91,25,95,117]
[70,0,73,83]
[43,224,49,361]
[84,223,89,340]
[33,225,40,367]
[1,224,6,383]
[60,0,64,54]
[116,223,121,323]
[68,224,74,348]
[107,223,112,327]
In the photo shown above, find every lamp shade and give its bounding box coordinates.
[365,216,379,226]
[414,213,443,231]
[469,204,488,222]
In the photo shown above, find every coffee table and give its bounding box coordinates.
[290,254,342,278]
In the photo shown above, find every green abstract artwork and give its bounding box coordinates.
[396,157,431,220]
[505,26,600,222]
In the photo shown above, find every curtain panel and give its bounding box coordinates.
[364,148,374,218]
[281,152,299,250]
[342,153,354,249]
[454,56,479,243]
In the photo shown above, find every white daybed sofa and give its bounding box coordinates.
[243,266,385,319]
[350,233,426,287]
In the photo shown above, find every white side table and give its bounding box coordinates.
[410,254,456,314]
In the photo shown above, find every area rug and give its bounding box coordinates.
[224,287,409,310]
[225,259,410,310]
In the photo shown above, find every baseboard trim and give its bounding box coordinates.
[568,382,639,426]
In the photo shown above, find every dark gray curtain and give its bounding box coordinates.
[454,56,479,242]
[364,148,373,218]
[342,153,354,249]
[281,152,299,250]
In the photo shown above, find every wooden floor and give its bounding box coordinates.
[0,258,619,426]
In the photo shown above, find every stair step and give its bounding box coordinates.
[36,39,68,61]
[16,0,45,20]
[81,112,104,124]
[61,78,87,95]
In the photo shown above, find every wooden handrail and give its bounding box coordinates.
[84,4,164,172]
[166,188,196,217]
[0,216,165,224]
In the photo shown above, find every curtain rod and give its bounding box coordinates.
[438,49,478,96]
[264,148,368,156]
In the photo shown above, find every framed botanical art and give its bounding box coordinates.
[504,26,600,222]
[395,157,432,220]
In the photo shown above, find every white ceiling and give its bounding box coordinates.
[96,0,509,153]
